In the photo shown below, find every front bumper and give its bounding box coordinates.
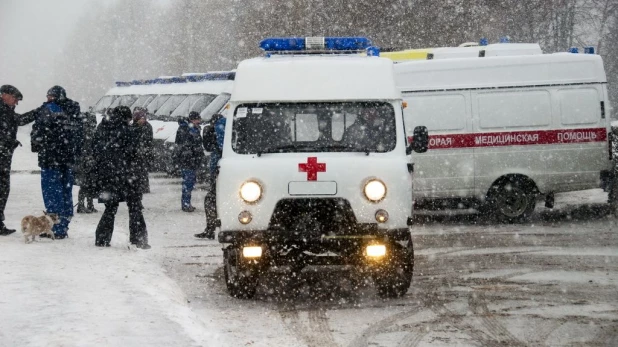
[218,224,411,245]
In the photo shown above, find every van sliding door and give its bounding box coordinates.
[402,91,474,199]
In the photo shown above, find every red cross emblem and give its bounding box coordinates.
[298,157,326,181]
[156,126,165,133]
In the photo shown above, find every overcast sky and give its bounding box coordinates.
[0,0,115,111]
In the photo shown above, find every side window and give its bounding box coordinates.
[558,88,600,125]
[404,94,466,133]
[478,90,551,128]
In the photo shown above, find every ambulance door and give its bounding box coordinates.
[403,91,474,199]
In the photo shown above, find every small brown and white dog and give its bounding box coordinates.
[21,211,60,243]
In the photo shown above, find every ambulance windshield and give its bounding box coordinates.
[232,102,397,154]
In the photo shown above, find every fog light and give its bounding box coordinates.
[238,211,252,224]
[243,246,262,258]
[365,244,386,258]
[375,209,389,223]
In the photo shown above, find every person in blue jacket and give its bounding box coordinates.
[195,113,225,239]
[174,111,205,212]
[31,86,81,239]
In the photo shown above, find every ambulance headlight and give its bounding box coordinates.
[240,181,262,203]
[364,179,386,202]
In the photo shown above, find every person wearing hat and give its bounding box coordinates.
[92,106,150,249]
[0,85,37,235]
[30,85,82,239]
[173,111,205,212]
[131,107,154,194]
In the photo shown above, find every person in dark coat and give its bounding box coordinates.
[131,107,154,194]
[93,106,150,249]
[0,85,37,235]
[76,110,98,213]
[195,113,225,239]
[174,111,205,212]
[30,85,82,239]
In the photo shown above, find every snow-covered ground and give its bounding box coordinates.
[1,128,617,346]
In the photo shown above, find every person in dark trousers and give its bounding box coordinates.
[131,107,154,194]
[195,113,225,239]
[0,85,37,235]
[30,85,81,239]
[76,110,98,213]
[93,106,150,249]
[174,111,205,212]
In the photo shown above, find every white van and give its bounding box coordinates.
[216,37,428,299]
[394,49,612,222]
[90,72,234,172]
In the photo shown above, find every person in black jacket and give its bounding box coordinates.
[30,86,82,239]
[76,110,98,213]
[174,111,205,212]
[93,106,150,249]
[131,107,154,194]
[0,85,36,235]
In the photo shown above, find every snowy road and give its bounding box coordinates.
[155,179,618,346]
[1,171,617,346]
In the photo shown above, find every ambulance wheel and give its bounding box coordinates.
[224,248,258,299]
[487,177,536,223]
[609,167,618,215]
[375,243,414,298]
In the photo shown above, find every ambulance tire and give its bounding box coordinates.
[224,248,259,299]
[609,167,618,216]
[486,177,536,223]
[375,243,414,298]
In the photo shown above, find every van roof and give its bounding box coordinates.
[231,55,400,102]
[105,79,233,96]
[394,53,606,91]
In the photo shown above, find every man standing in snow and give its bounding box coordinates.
[174,111,205,212]
[0,85,37,235]
[93,106,150,249]
[195,113,225,239]
[30,86,81,239]
[131,107,154,195]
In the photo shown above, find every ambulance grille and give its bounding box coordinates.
[268,198,357,236]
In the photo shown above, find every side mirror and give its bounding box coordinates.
[406,126,429,154]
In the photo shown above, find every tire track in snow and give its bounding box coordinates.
[278,305,338,347]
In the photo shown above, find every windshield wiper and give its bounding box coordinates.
[256,144,317,157]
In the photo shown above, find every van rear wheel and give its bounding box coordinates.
[487,178,536,223]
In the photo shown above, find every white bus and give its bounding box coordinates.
[90,72,234,173]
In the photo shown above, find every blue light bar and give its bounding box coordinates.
[499,36,510,43]
[569,47,579,53]
[259,36,372,52]
[584,46,595,54]
[479,38,488,46]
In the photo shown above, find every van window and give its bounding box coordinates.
[404,94,466,131]
[478,90,551,128]
[200,93,231,121]
[154,95,188,120]
[131,95,155,111]
[94,95,116,113]
[108,95,138,109]
[232,102,397,155]
[146,95,171,114]
[170,94,216,119]
[558,88,600,125]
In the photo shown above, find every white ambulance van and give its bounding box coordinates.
[90,72,234,173]
[394,47,612,222]
[216,37,428,299]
